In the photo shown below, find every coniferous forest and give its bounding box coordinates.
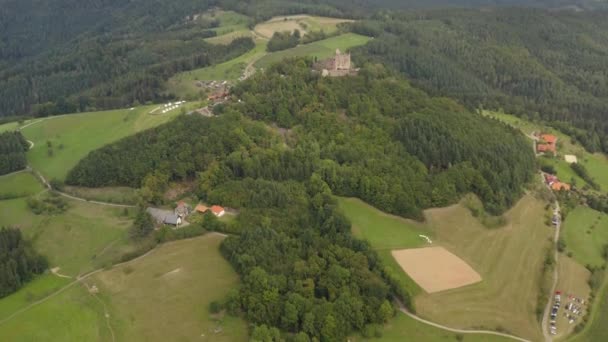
[350,8,608,153]
[0,227,48,298]
[0,131,29,175]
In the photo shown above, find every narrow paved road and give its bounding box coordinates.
[541,200,561,342]
[396,300,532,342]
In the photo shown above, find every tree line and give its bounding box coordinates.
[0,227,48,298]
[0,131,28,175]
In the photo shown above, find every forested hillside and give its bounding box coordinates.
[352,8,608,153]
[67,60,535,218]
[0,131,29,175]
[0,227,48,298]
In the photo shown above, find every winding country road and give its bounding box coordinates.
[396,300,532,342]
[541,198,561,342]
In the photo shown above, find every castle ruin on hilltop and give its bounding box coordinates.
[313,49,358,77]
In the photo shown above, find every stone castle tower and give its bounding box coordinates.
[333,49,351,70]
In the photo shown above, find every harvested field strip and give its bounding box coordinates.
[392,247,482,293]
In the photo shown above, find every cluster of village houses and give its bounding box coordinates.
[147,201,225,228]
[536,132,575,192]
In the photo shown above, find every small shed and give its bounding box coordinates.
[211,205,225,217]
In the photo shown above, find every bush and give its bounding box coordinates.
[209,300,223,314]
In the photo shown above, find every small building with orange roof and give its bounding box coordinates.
[551,182,571,191]
[537,133,557,154]
[195,204,209,214]
[211,205,225,217]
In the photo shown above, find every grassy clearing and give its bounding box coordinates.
[554,255,591,340]
[21,105,179,181]
[254,15,352,39]
[92,233,247,341]
[338,197,429,250]
[0,121,20,133]
[412,195,550,341]
[351,312,513,342]
[255,33,371,69]
[206,29,253,44]
[63,186,138,205]
[0,283,108,341]
[167,40,267,99]
[206,10,251,36]
[0,196,132,276]
[0,171,44,198]
[562,206,608,268]
[0,274,70,321]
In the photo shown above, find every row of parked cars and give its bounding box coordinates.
[549,291,587,336]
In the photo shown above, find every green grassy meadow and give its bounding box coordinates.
[562,206,608,268]
[0,274,70,322]
[20,106,179,181]
[253,15,351,39]
[353,312,513,342]
[0,171,44,198]
[0,283,108,341]
[0,196,132,276]
[415,195,550,341]
[93,233,247,341]
[255,33,371,69]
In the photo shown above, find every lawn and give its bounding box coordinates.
[20,105,179,181]
[255,33,371,69]
[0,121,20,133]
[562,206,608,268]
[91,233,247,341]
[412,195,550,341]
[0,283,107,341]
[206,10,251,37]
[0,196,132,276]
[253,15,352,39]
[351,312,513,342]
[0,274,70,321]
[0,171,44,199]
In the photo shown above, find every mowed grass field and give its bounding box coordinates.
[562,206,608,268]
[20,105,179,181]
[253,15,352,39]
[0,196,132,276]
[415,195,550,340]
[0,171,44,198]
[91,233,247,342]
[255,33,371,69]
[0,274,70,322]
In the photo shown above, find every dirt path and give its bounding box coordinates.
[31,169,136,208]
[396,300,532,342]
[541,199,561,342]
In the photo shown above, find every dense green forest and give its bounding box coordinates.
[351,8,608,153]
[0,131,29,175]
[67,60,535,217]
[0,227,48,298]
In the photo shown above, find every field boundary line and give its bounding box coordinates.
[396,300,532,342]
